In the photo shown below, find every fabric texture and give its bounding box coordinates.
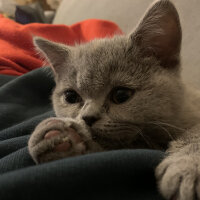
[0,67,164,200]
[0,15,122,76]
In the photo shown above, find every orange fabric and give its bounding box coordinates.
[0,15,122,76]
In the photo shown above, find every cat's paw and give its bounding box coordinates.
[28,117,91,163]
[156,154,200,200]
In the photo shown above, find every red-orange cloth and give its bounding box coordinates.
[0,15,122,76]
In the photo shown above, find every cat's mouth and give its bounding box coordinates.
[90,128,141,150]
[90,125,171,150]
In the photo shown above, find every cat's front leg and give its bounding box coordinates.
[28,117,102,163]
[156,124,200,200]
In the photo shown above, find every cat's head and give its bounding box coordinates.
[34,0,184,149]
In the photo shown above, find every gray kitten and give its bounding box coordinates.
[28,0,200,199]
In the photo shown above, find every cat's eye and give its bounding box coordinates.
[111,87,135,104]
[64,90,82,104]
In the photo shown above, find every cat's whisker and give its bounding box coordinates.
[151,121,185,132]
[144,121,185,142]
[94,122,156,149]
[147,122,175,140]
[134,127,156,149]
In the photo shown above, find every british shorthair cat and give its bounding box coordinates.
[28,1,200,199]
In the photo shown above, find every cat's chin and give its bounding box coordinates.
[90,128,145,150]
[90,126,174,150]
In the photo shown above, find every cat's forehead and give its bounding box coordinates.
[75,36,129,71]
[59,36,158,95]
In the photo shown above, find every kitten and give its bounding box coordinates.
[28,0,200,199]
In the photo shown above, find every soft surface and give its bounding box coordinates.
[0,67,164,200]
[0,15,122,76]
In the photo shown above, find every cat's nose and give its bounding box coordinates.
[82,116,99,127]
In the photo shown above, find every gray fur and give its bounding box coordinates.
[28,0,200,199]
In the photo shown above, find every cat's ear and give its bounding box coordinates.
[129,0,181,68]
[33,37,71,74]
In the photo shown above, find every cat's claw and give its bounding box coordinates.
[28,117,89,163]
[156,154,200,200]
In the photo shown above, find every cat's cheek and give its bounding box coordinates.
[108,106,134,122]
